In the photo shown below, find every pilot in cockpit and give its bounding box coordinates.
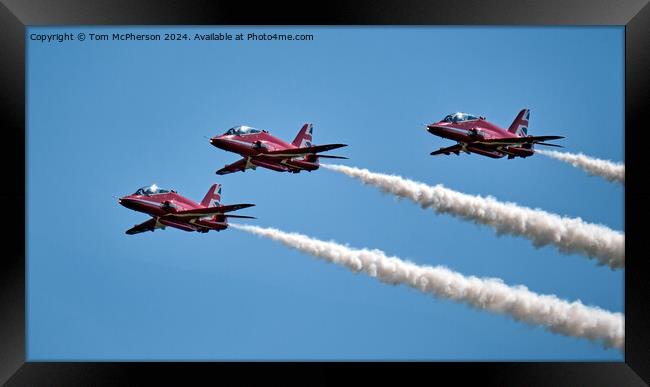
[224,126,267,135]
[134,184,171,196]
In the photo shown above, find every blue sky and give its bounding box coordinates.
[27,26,624,360]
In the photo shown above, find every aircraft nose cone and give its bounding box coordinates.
[210,137,228,149]
[118,196,133,208]
[426,124,444,135]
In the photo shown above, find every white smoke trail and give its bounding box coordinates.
[322,164,624,269]
[231,223,624,350]
[536,149,624,184]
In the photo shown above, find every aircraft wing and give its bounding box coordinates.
[315,155,349,159]
[430,144,464,156]
[166,204,255,219]
[261,143,347,158]
[125,218,160,235]
[224,214,257,219]
[216,158,251,175]
[479,135,564,145]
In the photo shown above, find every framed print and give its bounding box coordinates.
[1,0,648,385]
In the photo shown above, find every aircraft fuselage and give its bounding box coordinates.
[119,192,227,232]
[427,117,535,159]
[210,130,320,173]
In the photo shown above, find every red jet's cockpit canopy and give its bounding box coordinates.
[224,125,266,135]
[441,112,480,123]
[133,184,170,196]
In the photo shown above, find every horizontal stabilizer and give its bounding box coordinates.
[317,155,349,159]
[224,214,257,219]
[215,203,256,213]
[528,135,565,141]
[262,143,347,157]
[535,142,564,148]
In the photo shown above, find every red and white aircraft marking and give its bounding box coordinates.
[210,123,347,175]
[118,184,255,235]
[427,109,564,159]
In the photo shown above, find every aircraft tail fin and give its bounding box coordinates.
[200,183,222,208]
[291,123,313,148]
[508,108,530,136]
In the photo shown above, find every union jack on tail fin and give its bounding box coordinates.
[200,184,222,208]
[508,109,530,136]
[291,123,313,148]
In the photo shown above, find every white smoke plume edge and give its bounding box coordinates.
[536,149,625,184]
[231,224,624,350]
[322,164,624,270]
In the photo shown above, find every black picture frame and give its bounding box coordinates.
[1,0,648,385]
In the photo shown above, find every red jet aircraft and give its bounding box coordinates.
[118,183,255,235]
[210,123,347,175]
[426,109,563,159]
